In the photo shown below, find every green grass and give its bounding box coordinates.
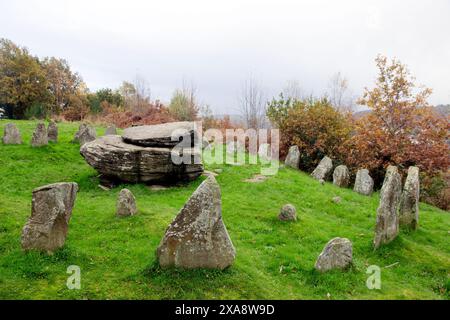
[0,120,449,300]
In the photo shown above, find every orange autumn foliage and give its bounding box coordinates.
[344,55,450,186]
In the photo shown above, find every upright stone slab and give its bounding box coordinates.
[2,123,22,144]
[31,122,48,147]
[399,166,420,229]
[73,123,96,146]
[47,121,58,142]
[157,175,236,269]
[354,169,374,196]
[373,166,402,249]
[105,125,117,135]
[311,156,333,181]
[116,188,137,217]
[315,237,353,272]
[285,145,300,169]
[21,182,78,252]
[333,165,350,187]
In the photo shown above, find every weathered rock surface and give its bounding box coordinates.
[116,188,137,216]
[353,169,374,196]
[47,121,58,142]
[31,122,48,147]
[333,165,350,188]
[105,125,117,135]
[2,123,22,144]
[80,135,203,184]
[21,182,78,252]
[123,121,196,147]
[278,204,297,221]
[285,145,300,169]
[399,166,420,230]
[73,123,96,145]
[373,166,402,249]
[311,156,333,181]
[315,237,353,272]
[156,175,236,269]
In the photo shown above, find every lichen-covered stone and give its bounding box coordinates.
[315,237,353,272]
[373,166,402,249]
[354,169,374,196]
[31,122,48,147]
[73,123,96,146]
[21,182,78,252]
[285,145,300,169]
[333,165,350,188]
[278,204,297,221]
[47,121,58,142]
[311,156,333,181]
[80,135,203,184]
[123,121,197,147]
[399,166,420,230]
[2,123,22,144]
[116,188,137,216]
[157,175,236,269]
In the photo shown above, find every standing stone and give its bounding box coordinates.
[353,169,374,196]
[157,175,236,269]
[73,123,96,145]
[311,156,333,181]
[373,166,402,249]
[333,165,350,188]
[258,143,271,161]
[2,123,22,144]
[399,166,420,230]
[31,122,48,147]
[285,145,300,169]
[105,125,117,135]
[21,182,78,252]
[278,204,297,221]
[315,237,353,272]
[116,188,137,217]
[47,121,58,142]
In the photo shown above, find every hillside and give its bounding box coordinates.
[0,120,449,300]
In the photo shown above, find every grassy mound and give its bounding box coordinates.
[0,120,448,299]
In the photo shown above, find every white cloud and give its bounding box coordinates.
[1,0,449,112]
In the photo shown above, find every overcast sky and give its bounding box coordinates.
[1,0,449,113]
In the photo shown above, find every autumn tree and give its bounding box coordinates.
[42,57,85,114]
[0,39,51,118]
[267,95,352,170]
[344,55,450,185]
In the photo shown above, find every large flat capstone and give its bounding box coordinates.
[80,135,203,184]
[122,121,197,147]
